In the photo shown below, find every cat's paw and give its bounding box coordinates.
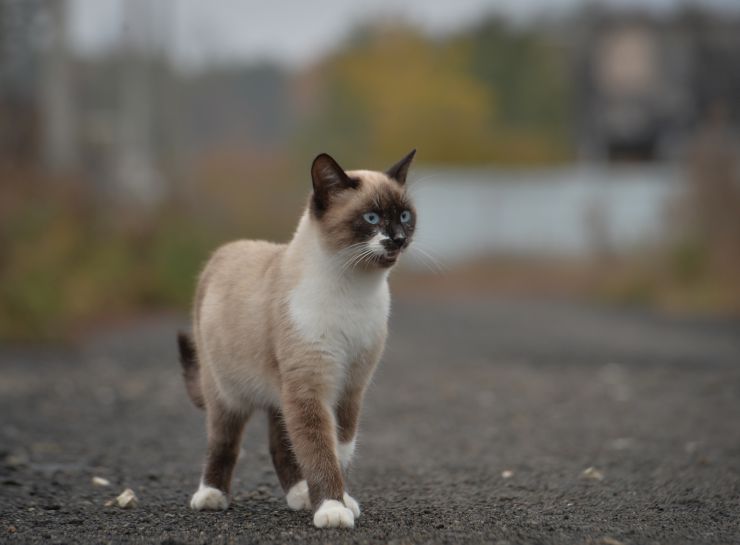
[286,480,311,510]
[190,484,229,511]
[343,492,361,518]
[313,499,355,528]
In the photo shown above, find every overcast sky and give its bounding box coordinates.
[68,0,738,70]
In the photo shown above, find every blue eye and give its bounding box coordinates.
[400,210,411,223]
[363,212,380,225]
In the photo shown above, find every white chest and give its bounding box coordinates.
[288,273,390,363]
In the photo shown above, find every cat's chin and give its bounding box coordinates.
[376,251,400,268]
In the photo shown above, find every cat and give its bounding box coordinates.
[177,150,416,528]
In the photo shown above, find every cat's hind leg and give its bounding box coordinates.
[267,407,310,511]
[190,401,250,511]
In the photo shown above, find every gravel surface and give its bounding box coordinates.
[1,297,739,544]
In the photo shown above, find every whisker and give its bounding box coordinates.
[336,242,370,271]
[340,246,378,274]
[408,251,442,274]
[408,244,447,274]
[351,248,378,271]
[413,243,447,265]
[340,250,364,274]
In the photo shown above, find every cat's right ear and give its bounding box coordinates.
[386,148,416,185]
[311,153,358,216]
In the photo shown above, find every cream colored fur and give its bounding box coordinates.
[195,208,389,415]
[190,165,415,528]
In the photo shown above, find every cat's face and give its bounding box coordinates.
[310,151,417,269]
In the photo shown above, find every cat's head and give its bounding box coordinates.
[309,150,417,269]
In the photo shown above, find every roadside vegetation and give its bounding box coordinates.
[1,16,738,341]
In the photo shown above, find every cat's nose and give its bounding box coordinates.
[390,233,406,248]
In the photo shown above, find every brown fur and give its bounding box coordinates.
[177,333,204,409]
[267,407,304,492]
[202,402,250,493]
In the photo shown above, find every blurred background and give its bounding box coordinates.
[1,0,739,340]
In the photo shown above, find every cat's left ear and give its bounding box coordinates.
[386,149,416,186]
[311,153,358,216]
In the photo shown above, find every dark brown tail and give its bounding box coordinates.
[177,332,205,409]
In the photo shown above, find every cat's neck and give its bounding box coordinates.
[286,212,389,289]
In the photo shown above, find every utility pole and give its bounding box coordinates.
[113,0,168,205]
[40,0,77,173]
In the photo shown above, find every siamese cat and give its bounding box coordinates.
[178,150,416,528]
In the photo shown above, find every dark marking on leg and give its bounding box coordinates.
[202,403,250,494]
[267,407,304,492]
[336,388,362,445]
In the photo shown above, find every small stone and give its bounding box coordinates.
[4,453,28,468]
[582,467,604,481]
[110,488,138,509]
[501,470,514,479]
[92,476,110,487]
[610,437,634,450]
[599,538,626,545]
[6,526,16,534]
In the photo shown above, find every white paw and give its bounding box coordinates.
[313,499,355,528]
[343,492,361,518]
[286,480,311,510]
[190,484,229,511]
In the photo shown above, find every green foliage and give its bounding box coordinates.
[466,19,571,129]
[669,237,708,285]
[143,213,215,308]
[0,190,217,340]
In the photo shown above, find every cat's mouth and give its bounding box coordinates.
[377,249,400,267]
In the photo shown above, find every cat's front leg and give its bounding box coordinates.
[281,388,355,528]
[334,345,384,516]
[335,385,365,516]
[336,385,363,468]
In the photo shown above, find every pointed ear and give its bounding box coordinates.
[385,149,416,185]
[311,153,358,217]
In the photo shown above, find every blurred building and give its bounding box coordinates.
[574,8,740,162]
[0,0,45,166]
[3,1,740,194]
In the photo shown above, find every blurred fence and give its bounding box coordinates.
[409,165,685,265]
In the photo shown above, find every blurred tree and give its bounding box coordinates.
[294,19,573,167]
[466,18,570,128]
[462,18,573,163]
[296,24,494,167]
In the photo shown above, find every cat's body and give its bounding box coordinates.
[178,151,416,528]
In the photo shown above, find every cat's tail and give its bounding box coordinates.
[177,332,205,409]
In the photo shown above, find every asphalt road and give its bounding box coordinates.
[1,297,739,544]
